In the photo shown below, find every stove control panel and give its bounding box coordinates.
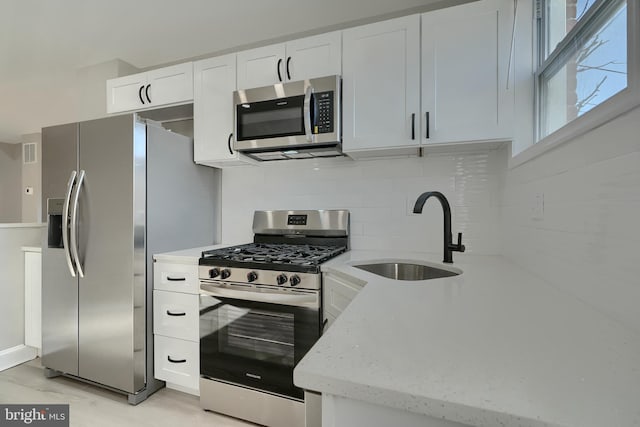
[199,266,321,290]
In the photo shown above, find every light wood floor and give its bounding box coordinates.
[0,359,254,427]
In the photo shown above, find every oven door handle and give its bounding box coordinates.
[200,283,319,309]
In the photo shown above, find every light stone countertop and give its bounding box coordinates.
[0,223,45,229]
[153,243,241,265]
[293,250,640,427]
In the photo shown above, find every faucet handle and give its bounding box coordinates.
[452,232,466,253]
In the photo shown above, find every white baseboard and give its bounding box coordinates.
[0,345,38,371]
[165,381,199,396]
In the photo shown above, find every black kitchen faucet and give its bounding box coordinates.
[413,191,465,263]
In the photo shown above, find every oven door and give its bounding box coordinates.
[199,282,321,400]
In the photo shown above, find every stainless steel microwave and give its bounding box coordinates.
[233,75,342,161]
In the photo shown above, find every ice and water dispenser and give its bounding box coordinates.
[47,198,65,249]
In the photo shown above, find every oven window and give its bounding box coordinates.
[237,95,305,140]
[221,305,295,367]
[200,294,321,400]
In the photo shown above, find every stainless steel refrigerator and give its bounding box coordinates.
[41,113,219,404]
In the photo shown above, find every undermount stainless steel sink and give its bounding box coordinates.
[352,262,460,281]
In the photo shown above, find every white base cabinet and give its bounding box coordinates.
[153,260,200,394]
[323,273,365,329]
[24,249,41,352]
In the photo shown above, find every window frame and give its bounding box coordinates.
[512,0,639,167]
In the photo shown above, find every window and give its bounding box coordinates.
[536,0,629,140]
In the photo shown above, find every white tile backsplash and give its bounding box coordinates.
[220,152,505,255]
[501,106,640,332]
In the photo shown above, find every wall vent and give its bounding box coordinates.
[23,142,37,164]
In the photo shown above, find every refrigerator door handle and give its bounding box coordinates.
[70,169,86,278]
[63,170,77,277]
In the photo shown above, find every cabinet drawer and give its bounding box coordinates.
[153,290,199,341]
[154,262,200,294]
[154,335,199,391]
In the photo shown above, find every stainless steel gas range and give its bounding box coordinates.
[198,210,349,427]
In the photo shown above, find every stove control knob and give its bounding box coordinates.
[247,271,258,282]
[220,269,231,280]
[209,268,220,279]
[276,274,288,285]
[289,275,301,287]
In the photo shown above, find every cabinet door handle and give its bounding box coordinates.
[166,276,186,282]
[411,113,416,140]
[145,84,151,103]
[138,86,145,104]
[286,56,292,80]
[167,356,187,364]
[277,58,283,82]
[228,133,234,155]
[166,310,186,317]
[425,112,430,139]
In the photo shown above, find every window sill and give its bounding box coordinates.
[509,87,640,169]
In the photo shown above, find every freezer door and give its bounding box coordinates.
[76,115,146,393]
[41,123,80,376]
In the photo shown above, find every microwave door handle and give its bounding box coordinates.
[70,169,85,278]
[303,85,313,142]
[62,170,77,277]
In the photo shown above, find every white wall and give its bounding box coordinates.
[0,142,22,222]
[501,106,640,332]
[21,134,41,223]
[220,149,506,255]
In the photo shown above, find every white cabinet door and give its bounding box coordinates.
[237,44,286,90]
[194,54,250,166]
[106,62,193,113]
[323,273,365,328]
[146,62,194,107]
[285,31,342,81]
[237,32,342,90]
[106,72,148,113]
[421,0,513,144]
[342,15,421,153]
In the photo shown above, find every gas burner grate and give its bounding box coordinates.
[201,243,346,268]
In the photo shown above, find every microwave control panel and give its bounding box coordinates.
[313,91,334,134]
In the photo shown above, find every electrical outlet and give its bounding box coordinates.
[531,192,544,220]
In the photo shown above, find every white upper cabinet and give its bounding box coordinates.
[342,15,421,155]
[421,0,513,144]
[193,54,252,167]
[106,62,193,114]
[284,31,342,82]
[236,31,342,90]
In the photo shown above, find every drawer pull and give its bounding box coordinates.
[166,276,186,282]
[166,310,186,317]
[167,356,187,364]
